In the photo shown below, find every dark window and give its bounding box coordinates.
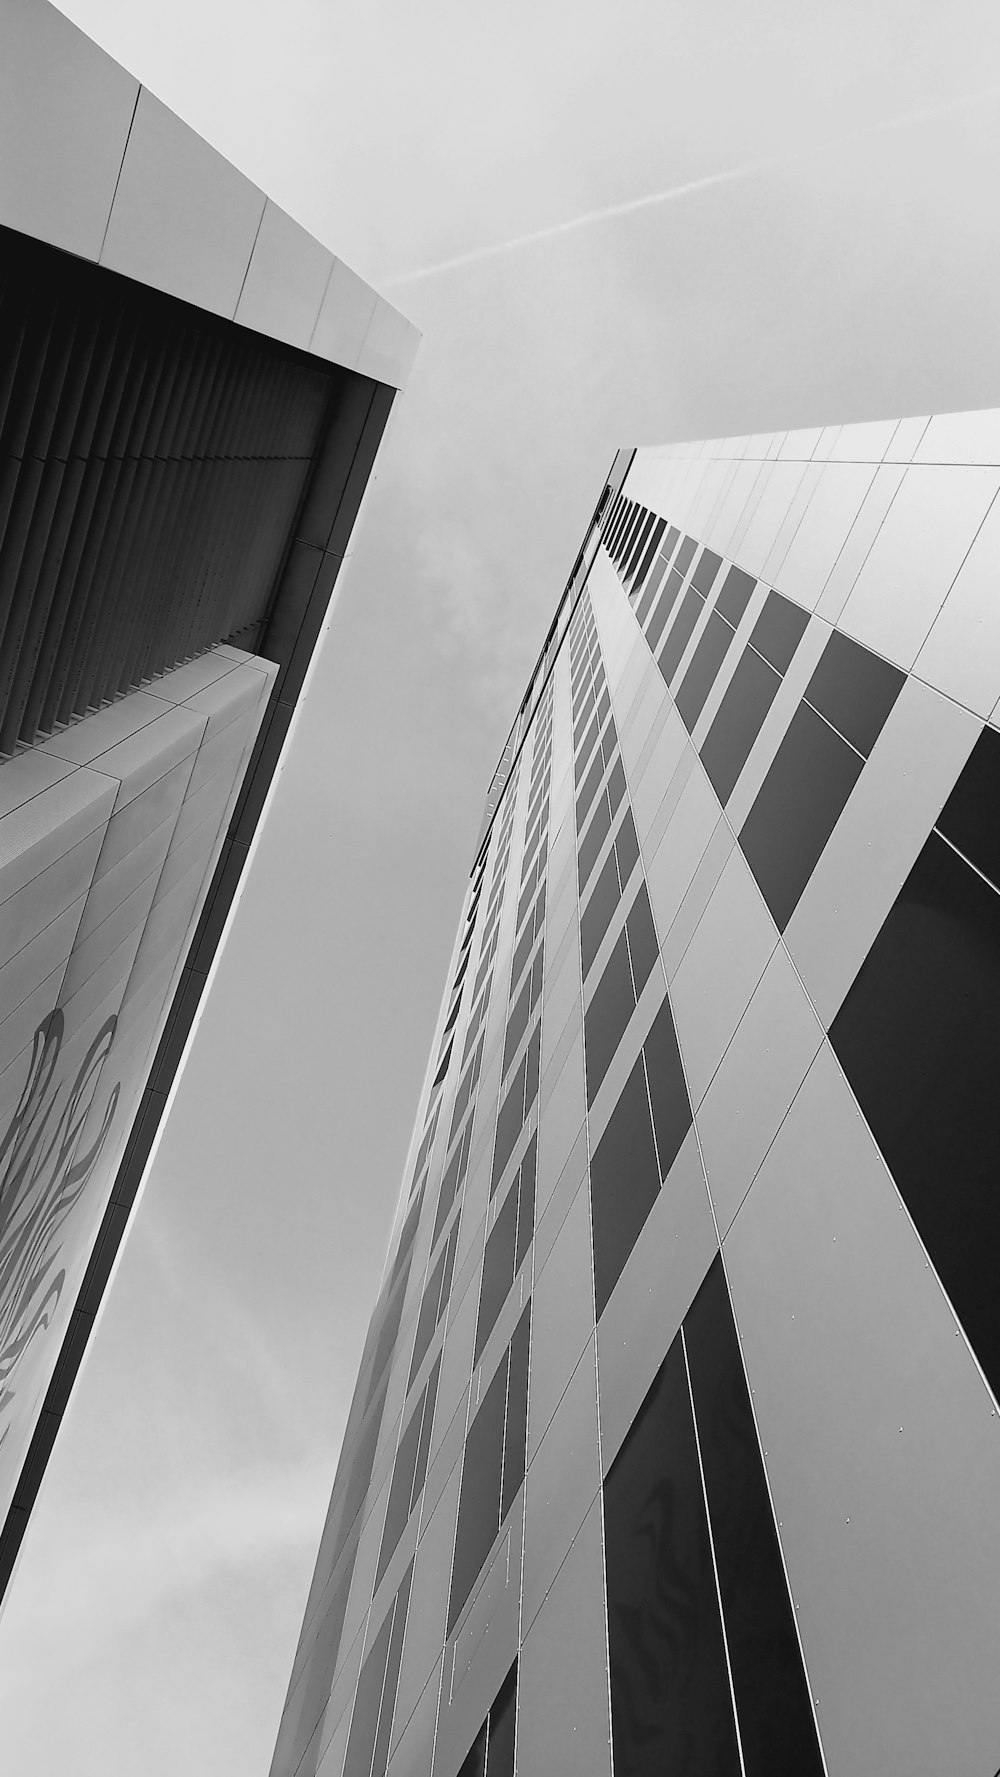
[581,846,622,978]
[343,1561,414,1777]
[635,553,669,624]
[516,863,539,935]
[520,807,548,880]
[409,1247,447,1387]
[615,808,640,888]
[376,1357,441,1586]
[491,1027,540,1193]
[748,589,809,675]
[644,566,684,646]
[449,1306,531,1633]
[458,1662,518,1777]
[700,644,783,805]
[344,1602,394,1777]
[830,830,1000,1401]
[391,1191,423,1289]
[577,745,608,829]
[431,1036,454,1089]
[576,711,600,772]
[408,1219,460,1387]
[413,1104,441,1179]
[935,724,1000,890]
[715,564,756,627]
[685,1259,825,1774]
[584,885,659,1105]
[626,882,659,995]
[673,535,698,577]
[462,984,489,1068]
[514,1133,537,1273]
[472,937,495,1008]
[449,1360,506,1634]
[626,511,657,578]
[662,524,681,563]
[804,628,904,756]
[691,547,722,596]
[604,1336,741,1777]
[607,756,626,816]
[633,515,668,593]
[367,1258,413,1412]
[511,905,536,993]
[675,610,738,732]
[476,1183,519,1363]
[450,1034,484,1144]
[333,1370,391,1570]
[643,992,692,1184]
[585,928,636,1105]
[589,993,691,1316]
[500,1303,531,1521]
[485,1662,517,1777]
[578,789,614,894]
[657,586,703,685]
[502,950,542,1087]
[433,1120,473,1247]
[525,779,547,834]
[590,1055,660,1316]
[740,700,864,931]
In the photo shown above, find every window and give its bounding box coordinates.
[475,1135,537,1362]
[580,811,640,979]
[590,993,691,1315]
[502,947,544,1080]
[343,1561,413,1777]
[457,1661,518,1777]
[450,1033,485,1146]
[375,1355,441,1585]
[740,700,864,932]
[433,1118,473,1247]
[604,1335,740,1777]
[577,759,627,895]
[492,1027,541,1193]
[408,1218,461,1387]
[684,1258,824,1771]
[511,880,545,990]
[448,1306,531,1633]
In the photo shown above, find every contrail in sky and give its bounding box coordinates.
[380,82,1000,288]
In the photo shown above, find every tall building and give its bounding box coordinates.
[273,410,1000,1777]
[0,0,417,1596]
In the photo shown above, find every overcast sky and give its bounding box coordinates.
[4,2,1000,1772]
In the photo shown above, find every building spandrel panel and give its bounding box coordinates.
[275,412,1000,1777]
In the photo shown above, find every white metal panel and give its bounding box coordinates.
[100,88,264,317]
[0,0,137,259]
[234,199,334,349]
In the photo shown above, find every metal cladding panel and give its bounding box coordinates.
[99,88,265,318]
[0,0,138,261]
[0,651,274,1545]
[275,407,1000,1777]
[0,0,417,386]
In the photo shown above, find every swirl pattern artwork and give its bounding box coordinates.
[0,1011,120,1455]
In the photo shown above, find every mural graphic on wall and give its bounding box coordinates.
[0,1012,120,1456]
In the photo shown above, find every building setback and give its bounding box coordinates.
[273,412,1000,1777]
[0,0,417,1598]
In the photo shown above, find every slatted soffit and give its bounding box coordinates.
[0,0,419,1599]
[0,228,342,756]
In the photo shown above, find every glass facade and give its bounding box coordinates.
[273,414,1000,1777]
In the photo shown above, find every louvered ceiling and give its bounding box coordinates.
[0,222,344,758]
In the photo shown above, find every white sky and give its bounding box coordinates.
[4,2,1000,1771]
